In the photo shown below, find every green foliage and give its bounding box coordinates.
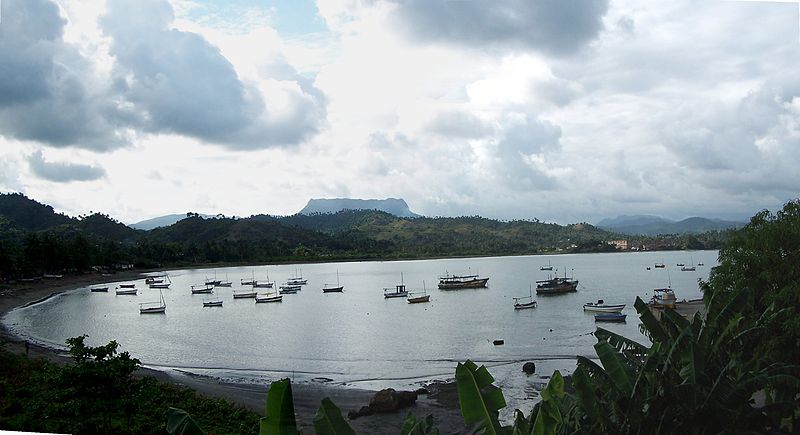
[259,378,299,435]
[399,413,439,435]
[455,360,506,434]
[166,407,205,435]
[0,339,259,434]
[312,397,355,435]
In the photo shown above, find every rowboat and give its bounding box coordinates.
[90,286,109,292]
[594,313,627,322]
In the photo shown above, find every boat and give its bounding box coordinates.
[232,289,257,299]
[407,281,430,303]
[205,278,221,286]
[279,287,300,294]
[535,270,578,295]
[676,263,685,267]
[437,273,489,290]
[583,299,625,313]
[253,281,274,288]
[681,265,696,272]
[279,283,301,291]
[202,295,223,307]
[323,270,344,293]
[149,272,171,289]
[650,287,677,307]
[216,274,232,287]
[255,292,283,303]
[540,261,553,271]
[697,262,704,266]
[594,313,626,322]
[513,285,537,310]
[654,263,665,268]
[145,277,163,284]
[241,271,256,286]
[384,273,409,298]
[139,290,166,314]
[90,286,109,292]
[191,284,214,294]
[119,283,136,288]
[115,287,138,295]
[287,269,307,285]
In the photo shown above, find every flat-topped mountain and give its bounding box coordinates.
[298,198,420,218]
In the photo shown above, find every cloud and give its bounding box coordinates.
[387,0,610,55]
[0,0,127,150]
[28,151,106,182]
[100,0,327,150]
[425,111,493,139]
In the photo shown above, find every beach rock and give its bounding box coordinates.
[348,406,372,420]
[415,387,429,395]
[368,388,418,414]
[522,362,536,375]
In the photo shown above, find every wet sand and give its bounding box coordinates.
[0,272,465,434]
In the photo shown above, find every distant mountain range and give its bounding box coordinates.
[131,213,215,231]
[299,198,420,218]
[597,214,745,236]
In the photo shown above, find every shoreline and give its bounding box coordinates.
[0,272,466,434]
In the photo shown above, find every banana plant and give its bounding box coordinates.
[260,378,299,435]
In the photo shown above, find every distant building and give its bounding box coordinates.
[609,239,630,250]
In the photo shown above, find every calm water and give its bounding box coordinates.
[4,250,717,417]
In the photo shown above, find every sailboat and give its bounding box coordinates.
[287,268,307,285]
[202,292,224,307]
[241,270,256,286]
[323,270,344,293]
[115,286,138,295]
[255,291,283,303]
[149,272,171,289]
[140,290,166,314]
[540,260,553,271]
[216,273,232,287]
[513,285,537,310]
[232,288,257,299]
[407,281,430,304]
[191,284,214,294]
[384,273,409,298]
[681,257,696,272]
[253,270,274,288]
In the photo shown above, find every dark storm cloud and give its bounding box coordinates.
[28,151,106,182]
[100,0,326,150]
[0,0,126,150]
[387,0,609,55]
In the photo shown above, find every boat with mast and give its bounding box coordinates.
[384,273,409,298]
[287,268,307,286]
[255,291,283,303]
[323,270,344,293]
[191,284,214,294]
[407,281,430,304]
[139,290,166,314]
[115,286,138,295]
[149,272,171,289]
[233,288,257,299]
[535,268,578,295]
[540,260,553,271]
[437,272,489,289]
[513,285,537,310]
[202,292,223,307]
[583,299,625,313]
[216,273,232,287]
[241,271,256,286]
[279,284,301,294]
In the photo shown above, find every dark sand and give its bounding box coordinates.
[0,272,465,434]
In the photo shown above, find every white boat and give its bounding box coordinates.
[216,274,232,287]
[513,285,537,310]
[540,260,553,271]
[191,284,214,294]
[145,277,163,284]
[650,287,677,307]
[279,287,300,294]
[253,281,274,288]
[241,271,256,286]
[323,270,344,293]
[140,290,166,314]
[202,295,223,307]
[583,300,625,313]
[115,287,138,295]
[287,269,307,285]
[149,272,171,289]
[232,289,257,299]
[384,273,409,298]
[255,292,283,303]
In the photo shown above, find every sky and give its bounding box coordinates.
[0,0,798,225]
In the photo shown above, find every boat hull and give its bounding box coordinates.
[407,295,430,303]
[115,289,138,295]
[323,286,344,293]
[233,292,257,299]
[255,295,283,303]
[595,313,626,322]
[583,304,625,313]
[203,301,223,307]
[139,307,165,314]
[90,287,109,292]
[437,278,489,290]
[514,301,537,310]
[535,282,578,295]
[384,292,408,298]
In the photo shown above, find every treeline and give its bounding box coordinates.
[0,193,728,280]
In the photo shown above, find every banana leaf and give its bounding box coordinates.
[399,412,439,435]
[531,371,564,435]
[166,407,205,435]
[312,397,355,435]
[634,297,669,343]
[594,341,634,397]
[259,378,298,435]
[455,360,506,434]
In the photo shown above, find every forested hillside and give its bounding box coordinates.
[0,193,728,279]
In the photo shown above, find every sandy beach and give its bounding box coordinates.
[0,272,466,434]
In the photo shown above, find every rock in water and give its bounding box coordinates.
[368,388,418,413]
[522,362,536,375]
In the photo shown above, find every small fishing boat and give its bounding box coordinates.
[255,292,283,303]
[384,273,409,298]
[437,273,489,289]
[139,290,166,314]
[536,269,578,295]
[650,287,677,307]
[513,285,537,310]
[654,263,665,268]
[115,287,138,295]
[119,283,135,288]
[595,313,626,322]
[232,289,257,299]
[583,300,625,313]
[407,282,430,304]
[323,270,344,293]
[191,284,214,294]
[540,261,553,271]
[90,286,109,292]
[676,263,685,267]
